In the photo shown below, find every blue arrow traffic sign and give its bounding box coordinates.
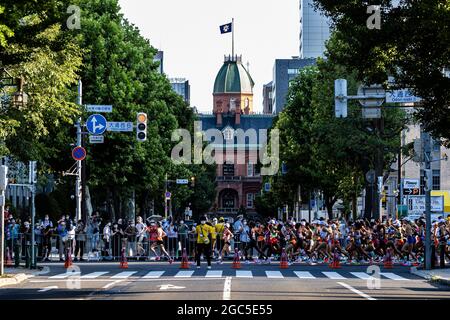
[86,114,107,135]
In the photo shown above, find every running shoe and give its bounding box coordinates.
[207,266,212,269]
[169,258,173,264]
[217,260,223,265]
[155,256,161,261]
[196,266,200,269]
[402,261,411,266]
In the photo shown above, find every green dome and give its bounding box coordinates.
[213,56,254,94]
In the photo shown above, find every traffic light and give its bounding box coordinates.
[334,79,348,118]
[29,161,37,184]
[423,169,432,192]
[377,176,383,194]
[136,112,147,142]
[190,176,195,187]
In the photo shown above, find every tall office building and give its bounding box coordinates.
[170,78,190,104]
[154,51,164,74]
[299,0,331,58]
[271,58,316,114]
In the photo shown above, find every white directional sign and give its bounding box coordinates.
[403,179,420,189]
[107,122,133,132]
[176,179,189,184]
[86,114,107,135]
[86,105,113,113]
[407,195,444,214]
[386,89,421,103]
[89,135,104,144]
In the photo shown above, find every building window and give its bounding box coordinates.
[223,127,234,141]
[433,170,440,190]
[246,193,254,208]
[223,163,234,176]
[247,163,254,177]
[288,69,299,75]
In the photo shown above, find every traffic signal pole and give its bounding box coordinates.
[421,129,432,270]
[75,80,82,222]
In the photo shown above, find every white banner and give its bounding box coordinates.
[407,195,444,214]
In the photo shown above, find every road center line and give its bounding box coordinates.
[223,276,232,300]
[337,282,376,301]
[102,279,125,289]
[38,286,58,292]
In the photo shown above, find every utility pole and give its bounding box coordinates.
[75,80,82,222]
[0,165,8,276]
[422,129,432,270]
[29,161,37,269]
[164,173,168,219]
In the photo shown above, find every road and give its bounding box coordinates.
[1,261,449,300]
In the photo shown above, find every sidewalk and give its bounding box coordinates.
[0,266,50,288]
[410,266,450,285]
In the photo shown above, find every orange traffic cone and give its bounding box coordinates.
[180,248,189,269]
[383,248,393,269]
[329,248,341,269]
[5,247,13,267]
[64,247,73,268]
[280,248,289,269]
[120,248,128,269]
[231,248,241,269]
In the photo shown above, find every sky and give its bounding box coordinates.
[118,0,300,113]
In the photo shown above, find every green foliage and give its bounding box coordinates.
[259,32,407,218]
[313,0,450,141]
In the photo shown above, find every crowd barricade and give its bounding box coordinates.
[4,230,258,263]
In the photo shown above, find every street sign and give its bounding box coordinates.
[85,105,113,113]
[362,107,382,119]
[107,122,133,132]
[357,84,385,107]
[365,169,376,184]
[404,178,420,189]
[176,179,189,184]
[403,188,420,196]
[86,114,107,135]
[165,191,171,200]
[334,79,348,118]
[407,195,444,214]
[89,135,104,144]
[264,182,271,192]
[386,89,421,104]
[72,146,86,161]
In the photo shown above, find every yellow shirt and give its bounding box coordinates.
[215,223,224,237]
[196,224,214,244]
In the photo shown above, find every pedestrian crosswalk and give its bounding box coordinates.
[42,269,413,281]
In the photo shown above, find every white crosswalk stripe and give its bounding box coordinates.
[142,271,165,279]
[294,271,316,279]
[265,271,284,278]
[350,272,374,280]
[322,272,346,280]
[111,271,137,279]
[236,270,253,278]
[380,272,410,281]
[206,270,223,278]
[49,272,81,279]
[175,270,194,278]
[80,272,109,279]
[43,270,412,281]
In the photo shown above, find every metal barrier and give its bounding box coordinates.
[3,231,257,262]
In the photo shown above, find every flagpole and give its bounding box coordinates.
[232,18,234,58]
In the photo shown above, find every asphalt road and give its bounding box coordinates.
[1,261,449,300]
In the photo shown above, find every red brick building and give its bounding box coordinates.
[198,55,275,217]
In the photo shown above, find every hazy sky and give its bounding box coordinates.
[118,0,300,113]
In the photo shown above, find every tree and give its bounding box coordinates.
[262,32,407,219]
[313,0,450,142]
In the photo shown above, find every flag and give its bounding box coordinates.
[220,22,232,34]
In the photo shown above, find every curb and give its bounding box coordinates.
[410,267,450,286]
[0,266,50,288]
